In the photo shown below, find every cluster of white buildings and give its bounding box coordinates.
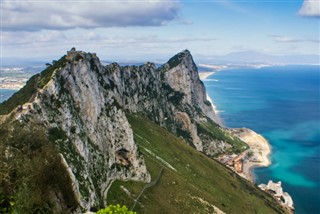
[258,180,294,211]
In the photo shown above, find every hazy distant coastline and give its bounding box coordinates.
[0,78,27,90]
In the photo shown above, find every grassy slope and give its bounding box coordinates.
[108,114,287,214]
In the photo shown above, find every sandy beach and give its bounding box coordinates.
[231,128,271,182]
[199,71,215,80]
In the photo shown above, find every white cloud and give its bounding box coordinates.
[1,27,217,61]
[3,30,215,48]
[2,0,180,31]
[298,0,320,17]
[270,35,301,43]
[270,35,320,43]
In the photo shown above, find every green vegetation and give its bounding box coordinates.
[166,51,188,68]
[38,55,67,89]
[203,100,211,106]
[97,204,136,214]
[0,55,67,116]
[247,150,254,158]
[0,121,78,213]
[161,83,185,105]
[108,114,288,214]
[0,193,14,213]
[197,119,249,154]
[167,54,181,68]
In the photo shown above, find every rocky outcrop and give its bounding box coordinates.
[102,50,223,152]
[17,52,151,210]
[8,49,243,211]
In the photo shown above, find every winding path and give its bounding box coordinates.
[131,167,164,210]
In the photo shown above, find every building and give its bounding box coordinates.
[267,180,283,197]
[258,180,294,211]
[281,192,294,209]
[66,47,96,61]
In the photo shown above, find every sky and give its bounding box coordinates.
[1,0,320,64]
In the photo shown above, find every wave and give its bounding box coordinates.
[225,87,245,90]
[202,79,219,82]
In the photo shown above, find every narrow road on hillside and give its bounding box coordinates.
[131,167,164,210]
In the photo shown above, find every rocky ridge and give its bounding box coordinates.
[0,49,248,211]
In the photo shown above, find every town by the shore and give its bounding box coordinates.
[0,79,27,90]
[231,128,271,182]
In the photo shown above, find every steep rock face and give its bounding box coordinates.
[38,50,234,155]
[162,50,217,123]
[20,53,150,210]
[7,49,240,210]
[102,50,222,152]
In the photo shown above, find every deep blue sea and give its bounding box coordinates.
[203,65,320,214]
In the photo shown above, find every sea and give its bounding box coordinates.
[203,65,320,214]
[0,89,16,103]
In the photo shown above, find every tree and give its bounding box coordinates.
[247,150,254,158]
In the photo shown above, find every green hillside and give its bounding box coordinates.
[107,114,288,214]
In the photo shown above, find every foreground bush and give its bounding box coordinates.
[97,204,136,214]
[0,122,78,213]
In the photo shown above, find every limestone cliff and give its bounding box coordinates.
[22,52,151,210]
[102,50,226,152]
[0,49,247,211]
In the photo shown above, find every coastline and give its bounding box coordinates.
[199,71,221,120]
[199,71,215,80]
[0,78,27,90]
[231,128,271,182]
[199,71,271,183]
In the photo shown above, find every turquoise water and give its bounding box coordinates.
[203,65,320,214]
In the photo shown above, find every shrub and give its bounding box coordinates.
[203,100,211,106]
[247,150,254,158]
[0,122,78,213]
[0,193,14,213]
[97,204,136,214]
